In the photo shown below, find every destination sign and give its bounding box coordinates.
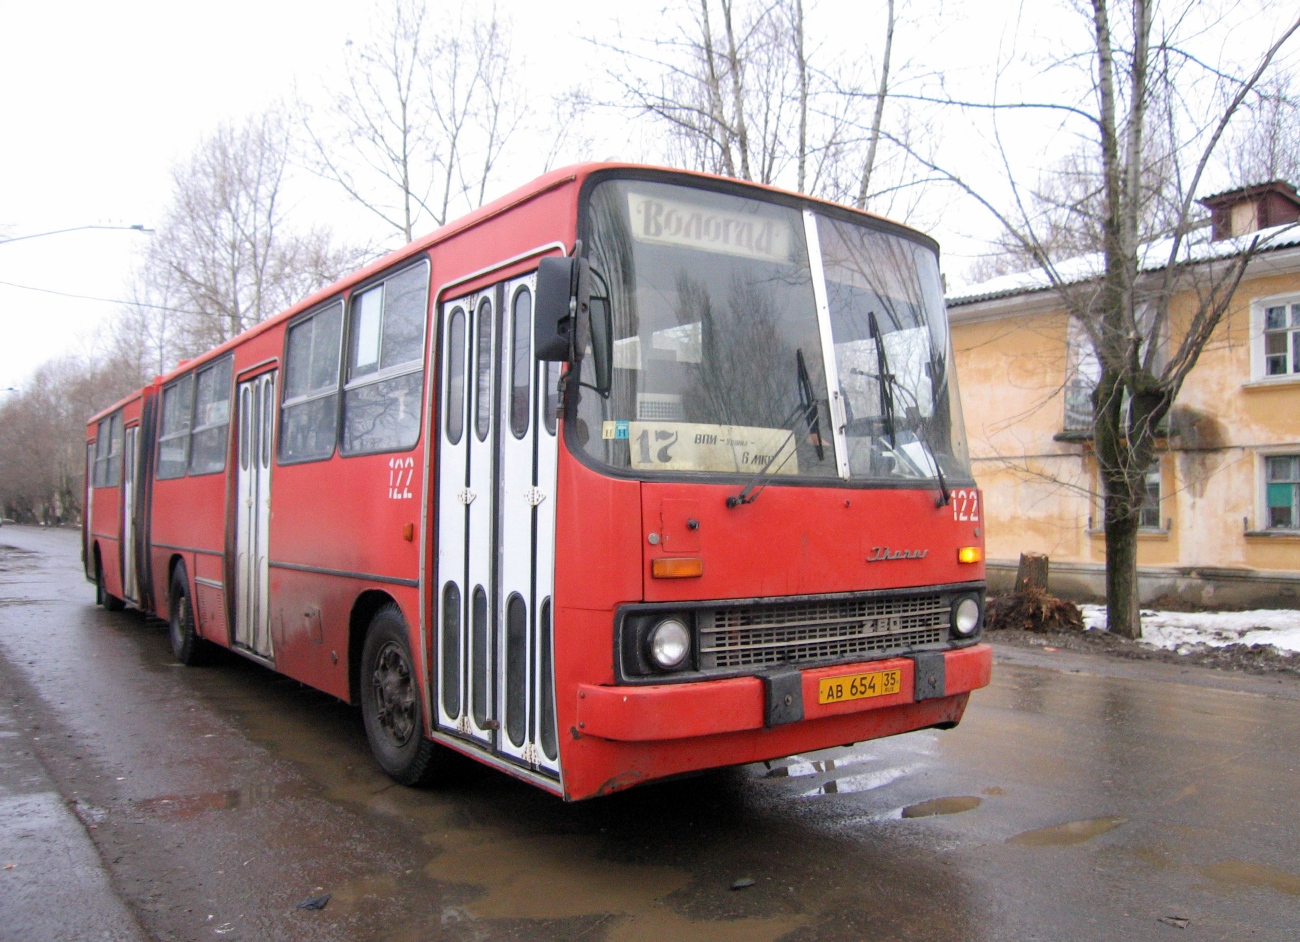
[628,193,792,262]
[622,421,799,475]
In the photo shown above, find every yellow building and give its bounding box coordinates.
[948,183,1300,608]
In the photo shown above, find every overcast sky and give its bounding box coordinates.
[0,0,1290,391]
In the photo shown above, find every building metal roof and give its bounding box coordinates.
[946,222,1300,308]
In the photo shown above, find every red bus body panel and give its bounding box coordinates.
[83,163,991,802]
[86,392,145,601]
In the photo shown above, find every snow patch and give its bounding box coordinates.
[1079,605,1300,654]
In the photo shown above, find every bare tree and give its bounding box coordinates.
[302,0,523,244]
[604,1,832,191]
[542,88,596,173]
[0,110,362,524]
[855,0,895,209]
[1225,73,1300,187]
[137,109,363,359]
[0,352,145,525]
[905,1,1300,637]
[603,0,923,218]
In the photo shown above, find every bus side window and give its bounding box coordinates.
[93,412,123,487]
[189,356,234,475]
[157,377,195,480]
[93,419,109,487]
[280,300,344,463]
[341,260,430,456]
[107,412,123,486]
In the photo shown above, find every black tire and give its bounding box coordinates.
[360,604,440,786]
[169,565,209,666]
[96,554,125,612]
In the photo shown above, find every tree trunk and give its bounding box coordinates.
[1103,494,1142,639]
[1015,553,1049,593]
[856,0,894,210]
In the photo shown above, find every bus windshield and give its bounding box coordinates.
[574,178,970,485]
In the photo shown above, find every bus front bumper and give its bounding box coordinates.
[575,644,992,742]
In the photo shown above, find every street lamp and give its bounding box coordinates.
[0,224,154,246]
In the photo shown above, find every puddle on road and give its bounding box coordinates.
[1007,816,1126,846]
[757,750,924,799]
[764,756,873,779]
[218,686,810,938]
[799,765,914,798]
[329,873,402,906]
[902,796,982,818]
[1202,859,1300,896]
[422,832,805,940]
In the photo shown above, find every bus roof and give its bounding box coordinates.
[89,162,931,426]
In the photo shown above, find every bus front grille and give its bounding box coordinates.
[698,594,950,670]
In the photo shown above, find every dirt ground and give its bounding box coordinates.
[986,612,1300,678]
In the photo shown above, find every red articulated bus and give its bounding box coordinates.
[84,164,992,800]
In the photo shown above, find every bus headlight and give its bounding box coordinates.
[647,618,691,670]
[952,596,981,637]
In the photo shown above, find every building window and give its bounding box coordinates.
[1263,302,1300,377]
[1064,310,1164,434]
[1064,318,1099,432]
[1092,458,1164,531]
[1139,461,1162,530]
[1266,455,1300,529]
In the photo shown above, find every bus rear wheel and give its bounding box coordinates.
[96,554,125,612]
[169,566,209,666]
[361,605,439,786]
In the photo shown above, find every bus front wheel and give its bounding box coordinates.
[360,605,439,786]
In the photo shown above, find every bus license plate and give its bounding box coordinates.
[818,668,902,705]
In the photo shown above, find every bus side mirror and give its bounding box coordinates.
[589,293,611,397]
[535,255,583,361]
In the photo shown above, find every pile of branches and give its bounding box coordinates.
[986,585,1084,633]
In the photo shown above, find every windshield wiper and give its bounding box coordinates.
[727,349,824,508]
[797,347,824,461]
[911,423,951,507]
[867,309,896,449]
[866,313,950,507]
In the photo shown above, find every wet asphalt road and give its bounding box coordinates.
[2,526,1299,942]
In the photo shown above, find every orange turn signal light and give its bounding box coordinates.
[957,546,983,564]
[651,557,704,579]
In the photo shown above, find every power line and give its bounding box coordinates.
[0,279,209,317]
[0,224,154,246]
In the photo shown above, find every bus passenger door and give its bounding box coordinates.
[121,425,139,603]
[235,372,276,659]
[435,274,560,775]
[437,290,496,747]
